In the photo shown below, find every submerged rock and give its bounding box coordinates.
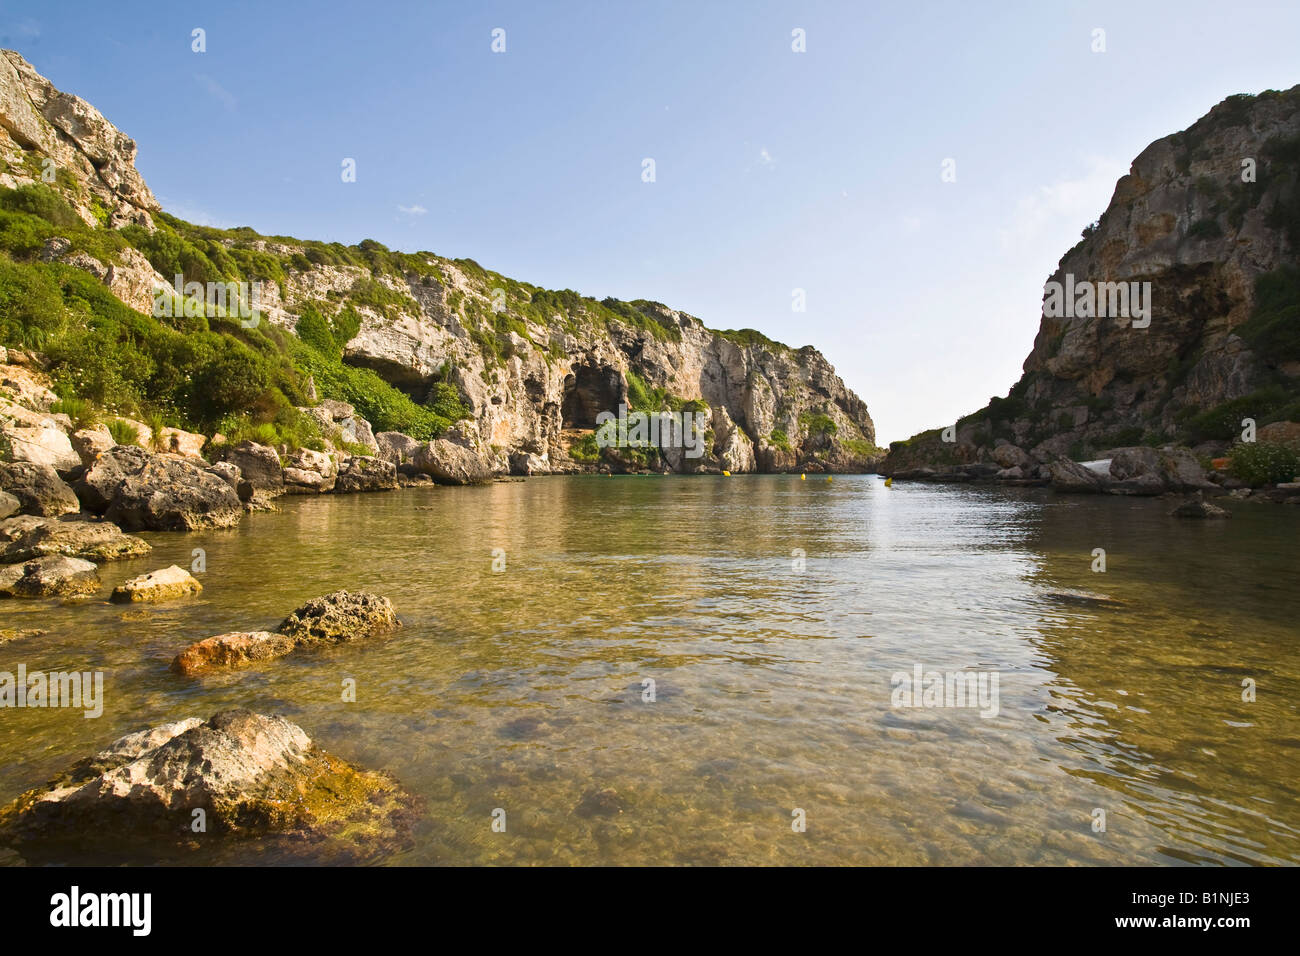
[111,565,203,603]
[0,710,416,863]
[0,517,150,563]
[0,555,99,597]
[1169,495,1231,518]
[278,590,400,644]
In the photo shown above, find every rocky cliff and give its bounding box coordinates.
[0,51,877,479]
[884,85,1300,476]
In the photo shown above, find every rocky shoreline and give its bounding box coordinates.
[881,434,1300,506]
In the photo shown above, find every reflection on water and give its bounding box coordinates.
[1,476,1297,865]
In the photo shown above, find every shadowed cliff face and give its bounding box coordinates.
[885,85,1300,472]
[0,51,878,476]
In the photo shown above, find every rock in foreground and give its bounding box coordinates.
[104,455,243,531]
[170,631,296,676]
[0,710,415,863]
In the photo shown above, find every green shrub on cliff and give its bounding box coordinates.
[1238,266,1300,364]
[1228,441,1300,486]
[292,302,468,440]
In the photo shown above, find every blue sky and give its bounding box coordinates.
[4,0,1299,442]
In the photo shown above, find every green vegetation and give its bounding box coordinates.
[107,419,138,446]
[50,396,96,430]
[715,328,789,352]
[768,429,792,452]
[1238,266,1300,364]
[1228,441,1300,486]
[798,410,838,437]
[293,302,467,441]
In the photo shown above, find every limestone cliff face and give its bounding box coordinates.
[0,51,876,477]
[885,85,1300,473]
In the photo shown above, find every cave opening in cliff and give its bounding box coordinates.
[561,363,624,428]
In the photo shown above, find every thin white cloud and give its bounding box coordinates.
[998,157,1128,252]
[758,147,775,167]
[398,204,428,216]
[194,74,236,111]
[157,196,237,229]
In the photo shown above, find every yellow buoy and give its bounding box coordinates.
[800,473,806,480]
[722,470,731,477]
[884,477,893,487]
[826,476,832,482]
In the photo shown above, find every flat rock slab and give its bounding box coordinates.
[0,518,150,563]
[0,710,416,864]
[111,564,202,603]
[170,631,296,676]
[0,555,100,598]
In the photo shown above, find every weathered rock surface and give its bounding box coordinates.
[333,455,397,493]
[0,461,80,516]
[0,517,149,562]
[282,448,337,494]
[0,490,17,519]
[104,455,243,531]
[1048,457,1104,493]
[1170,495,1231,518]
[220,441,284,496]
[111,564,202,603]
[0,555,99,597]
[278,590,400,644]
[73,443,150,513]
[170,631,297,676]
[0,710,415,861]
[410,438,493,485]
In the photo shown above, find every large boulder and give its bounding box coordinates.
[221,441,284,496]
[333,455,397,493]
[170,631,297,676]
[1158,447,1219,493]
[104,455,243,531]
[992,441,1034,470]
[411,439,493,485]
[111,565,202,603]
[374,431,421,467]
[0,555,100,598]
[0,710,415,861]
[1109,446,1162,481]
[0,419,80,472]
[0,490,17,519]
[0,461,80,516]
[282,448,338,494]
[1048,457,1104,493]
[73,444,150,513]
[278,590,400,644]
[0,517,150,563]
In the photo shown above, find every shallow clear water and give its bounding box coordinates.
[2,475,1298,865]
